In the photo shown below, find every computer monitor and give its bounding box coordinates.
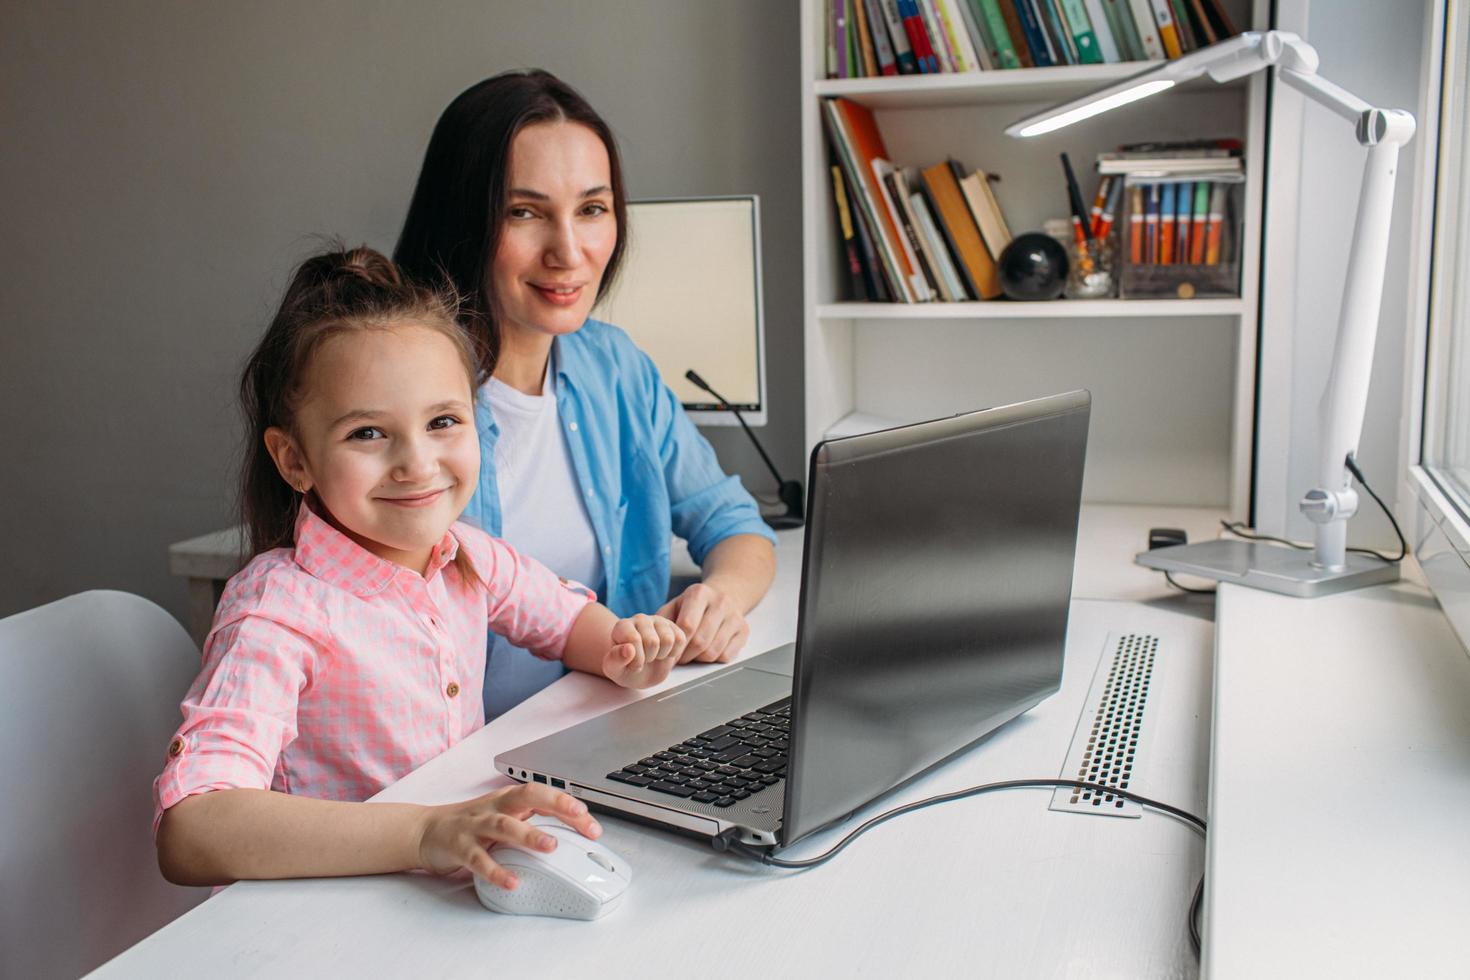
[593,196,767,426]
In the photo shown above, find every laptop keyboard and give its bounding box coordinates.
[605,698,791,808]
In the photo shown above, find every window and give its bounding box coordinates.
[1424,0,1470,521]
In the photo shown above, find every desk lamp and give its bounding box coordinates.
[1006,31,1415,597]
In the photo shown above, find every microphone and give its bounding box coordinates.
[685,369,804,530]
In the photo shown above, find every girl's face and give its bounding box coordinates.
[265,323,479,573]
[490,120,618,348]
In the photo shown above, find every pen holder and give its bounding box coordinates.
[1064,235,1115,299]
[1117,174,1243,300]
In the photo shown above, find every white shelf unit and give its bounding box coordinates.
[801,1,1268,515]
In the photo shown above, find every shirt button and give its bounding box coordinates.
[584,486,592,497]
[446,682,460,698]
[167,737,184,758]
[603,545,612,555]
[568,421,579,432]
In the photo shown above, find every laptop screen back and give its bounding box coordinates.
[782,391,1090,846]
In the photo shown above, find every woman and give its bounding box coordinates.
[395,70,777,719]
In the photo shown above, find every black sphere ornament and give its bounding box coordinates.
[997,233,1069,301]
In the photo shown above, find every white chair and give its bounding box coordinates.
[0,591,209,978]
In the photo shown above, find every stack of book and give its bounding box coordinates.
[823,97,1011,303]
[826,0,1240,77]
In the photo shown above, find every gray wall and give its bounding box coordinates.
[0,1,802,624]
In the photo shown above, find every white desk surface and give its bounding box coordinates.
[1207,577,1470,979]
[104,511,1220,979]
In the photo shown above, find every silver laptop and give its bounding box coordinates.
[496,390,1091,850]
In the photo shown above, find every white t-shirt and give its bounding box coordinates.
[483,369,603,595]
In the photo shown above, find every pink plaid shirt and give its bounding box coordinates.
[153,502,593,832]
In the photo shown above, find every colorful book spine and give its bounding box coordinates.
[911,191,968,301]
[1189,181,1209,263]
[1205,182,1226,264]
[1039,0,1078,64]
[1148,0,1184,58]
[1012,0,1056,65]
[954,0,995,69]
[877,163,935,300]
[1126,0,1166,60]
[997,1,1036,66]
[974,0,1024,68]
[864,0,900,73]
[1058,0,1105,63]
[1129,185,1145,264]
[1145,183,1160,263]
[830,165,868,300]
[1174,180,1193,262]
[900,0,940,72]
[834,0,850,77]
[1168,0,1197,51]
[1081,0,1121,61]
[854,0,879,76]
[1101,0,1144,59]
[917,0,955,72]
[1159,182,1175,265]
[937,0,983,71]
[879,0,921,73]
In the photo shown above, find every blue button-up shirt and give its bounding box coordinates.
[464,319,777,717]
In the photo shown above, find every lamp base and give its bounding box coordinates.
[1135,539,1399,598]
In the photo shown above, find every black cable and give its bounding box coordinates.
[723,777,1208,956]
[1220,520,1401,564]
[1345,454,1410,562]
[1165,571,1217,595]
[725,778,1206,863]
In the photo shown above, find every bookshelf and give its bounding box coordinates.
[801,0,1268,515]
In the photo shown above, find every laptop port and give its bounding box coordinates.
[550,777,566,789]
[532,773,547,784]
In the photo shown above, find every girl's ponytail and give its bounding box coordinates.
[237,243,475,558]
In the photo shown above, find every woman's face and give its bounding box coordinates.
[491,120,617,346]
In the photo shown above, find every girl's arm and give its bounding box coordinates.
[558,602,688,688]
[156,782,599,888]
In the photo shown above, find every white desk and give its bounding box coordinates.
[108,515,1220,978]
[1206,577,1470,978]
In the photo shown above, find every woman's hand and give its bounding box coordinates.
[601,613,687,688]
[415,784,601,889]
[658,582,751,664]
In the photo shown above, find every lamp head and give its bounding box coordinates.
[1005,32,1315,139]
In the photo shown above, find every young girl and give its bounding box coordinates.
[154,245,688,891]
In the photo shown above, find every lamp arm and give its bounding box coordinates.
[1289,81,1415,571]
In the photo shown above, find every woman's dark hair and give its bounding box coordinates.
[393,69,628,381]
[239,243,475,559]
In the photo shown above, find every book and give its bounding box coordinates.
[854,0,880,76]
[830,165,870,300]
[1174,180,1193,262]
[1082,0,1122,61]
[975,0,1026,67]
[1039,0,1078,65]
[1012,0,1056,66]
[900,0,940,72]
[847,0,862,75]
[1159,182,1176,265]
[850,188,893,300]
[937,0,984,71]
[1097,154,1243,175]
[918,0,955,72]
[1189,181,1209,263]
[876,160,936,300]
[909,187,969,301]
[1168,0,1197,50]
[1101,0,1144,59]
[1184,0,1218,45]
[1126,0,1166,60]
[1148,0,1183,58]
[922,160,1002,299]
[823,98,916,301]
[877,0,921,73]
[996,1,1036,66]
[959,169,1013,261]
[864,0,900,73]
[1205,182,1226,264]
[954,0,995,69]
[885,167,949,300]
[1058,0,1106,63]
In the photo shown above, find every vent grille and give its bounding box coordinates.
[1050,633,1159,818]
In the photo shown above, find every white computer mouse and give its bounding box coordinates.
[473,815,632,920]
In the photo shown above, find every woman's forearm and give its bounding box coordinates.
[156,788,427,886]
[699,534,777,612]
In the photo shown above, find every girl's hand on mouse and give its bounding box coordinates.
[414,784,601,889]
[601,613,687,689]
